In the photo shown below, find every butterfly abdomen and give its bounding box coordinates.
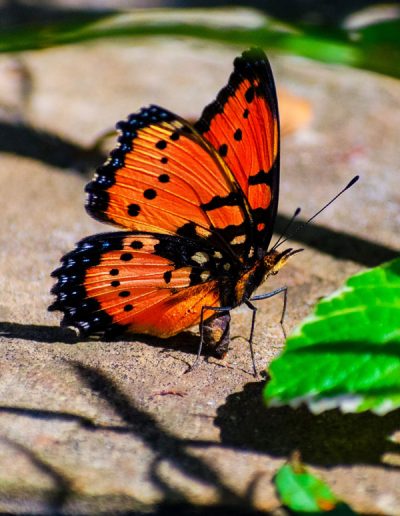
[203,311,231,358]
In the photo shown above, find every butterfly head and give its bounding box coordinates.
[263,248,303,278]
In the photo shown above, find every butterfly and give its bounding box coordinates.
[49,48,301,371]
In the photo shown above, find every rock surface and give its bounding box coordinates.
[0,31,399,515]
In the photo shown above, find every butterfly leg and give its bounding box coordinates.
[186,305,232,373]
[250,286,288,338]
[243,299,259,377]
[243,287,288,376]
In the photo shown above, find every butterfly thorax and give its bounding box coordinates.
[233,248,298,305]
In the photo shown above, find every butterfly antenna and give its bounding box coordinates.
[272,207,301,251]
[275,175,360,249]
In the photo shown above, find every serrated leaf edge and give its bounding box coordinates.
[267,392,398,415]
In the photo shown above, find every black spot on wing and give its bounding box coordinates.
[144,188,157,200]
[128,204,140,217]
[218,143,228,157]
[245,86,255,103]
[130,240,143,250]
[156,140,167,150]
[120,252,133,261]
[233,129,242,141]
[158,174,170,183]
[163,270,172,284]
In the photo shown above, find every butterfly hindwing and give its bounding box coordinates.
[195,48,280,254]
[50,232,237,338]
[86,105,253,260]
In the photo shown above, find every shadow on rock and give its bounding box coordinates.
[0,431,269,515]
[123,331,202,358]
[71,361,251,509]
[0,322,202,357]
[0,363,268,513]
[0,121,103,173]
[0,405,132,434]
[123,503,272,515]
[0,435,73,511]
[0,322,78,344]
[215,381,400,466]
[275,213,399,268]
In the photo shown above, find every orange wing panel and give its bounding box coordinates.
[195,48,280,251]
[122,281,221,338]
[86,106,249,246]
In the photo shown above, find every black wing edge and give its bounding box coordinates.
[48,232,128,338]
[84,105,179,226]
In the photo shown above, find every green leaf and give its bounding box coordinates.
[275,459,355,513]
[264,258,400,414]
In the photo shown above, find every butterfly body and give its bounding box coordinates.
[50,48,296,357]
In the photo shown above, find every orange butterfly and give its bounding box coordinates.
[50,48,300,371]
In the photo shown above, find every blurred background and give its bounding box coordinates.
[1,0,399,28]
[1,0,399,77]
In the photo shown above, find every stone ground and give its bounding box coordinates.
[0,18,400,516]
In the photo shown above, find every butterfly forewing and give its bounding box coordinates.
[195,48,280,255]
[86,106,252,260]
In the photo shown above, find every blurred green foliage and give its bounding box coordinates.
[0,8,399,78]
[275,459,356,514]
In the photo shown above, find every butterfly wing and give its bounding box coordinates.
[49,232,235,338]
[86,105,253,260]
[195,48,280,256]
